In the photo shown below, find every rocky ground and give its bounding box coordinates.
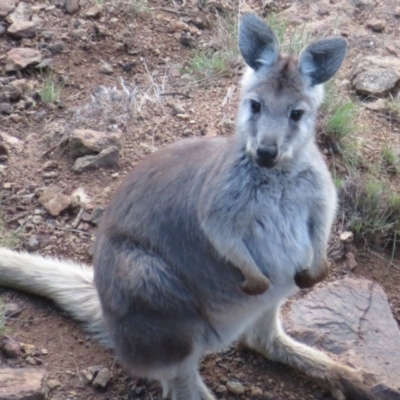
[1,0,400,399]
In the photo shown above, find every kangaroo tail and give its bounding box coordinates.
[0,247,112,347]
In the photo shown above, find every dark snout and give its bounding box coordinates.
[255,145,279,168]
[294,260,329,289]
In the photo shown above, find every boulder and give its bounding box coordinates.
[285,277,400,392]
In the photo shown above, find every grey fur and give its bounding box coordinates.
[0,14,375,400]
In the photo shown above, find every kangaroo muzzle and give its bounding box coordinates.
[255,145,279,168]
[294,259,329,289]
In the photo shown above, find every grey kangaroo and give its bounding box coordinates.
[0,14,376,400]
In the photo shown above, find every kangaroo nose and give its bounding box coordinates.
[256,145,278,162]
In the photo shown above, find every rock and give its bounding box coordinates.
[6,48,42,71]
[339,231,354,242]
[4,302,23,318]
[69,129,123,158]
[49,41,65,54]
[365,98,386,111]
[226,381,246,395]
[8,21,39,38]
[42,160,59,170]
[250,386,263,397]
[64,0,80,14]
[0,368,46,400]
[6,2,32,23]
[46,379,61,390]
[26,356,37,365]
[0,0,17,18]
[38,187,71,217]
[0,103,13,115]
[215,385,228,394]
[0,24,6,35]
[371,383,400,400]
[73,146,120,172]
[345,252,357,271]
[85,4,102,18]
[353,68,399,96]
[2,337,22,358]
[99,62,113,75]
[26,236,40,252]
[35,58,52,69]
[92,367,111,388]
[82,365,102,384]
[285,277,400,390]
[90,207,104,225]
[367,19,385,32]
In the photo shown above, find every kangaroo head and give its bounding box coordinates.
[236,14,347,169]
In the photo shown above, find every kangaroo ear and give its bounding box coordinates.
[298,37,348,86]
[238,14,279,72]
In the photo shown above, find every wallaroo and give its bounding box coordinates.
[0,14,376,400]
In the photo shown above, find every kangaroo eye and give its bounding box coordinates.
[290,109,304,121]
[250,100,261,114]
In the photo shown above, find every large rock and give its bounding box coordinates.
[285,278,400,391]
[354,69,399,96]
[353,56,400,96]
[64,0,80,14]
[0,0,17,18]
[6,2,32,24]
[6,48,42,71]
[0,368,47,400]
[69,129,123,158]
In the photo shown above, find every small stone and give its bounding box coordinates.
[85,4,102,18]
[38,187,72,217]
[42,160,59,170]
[6,48,42,71]
[365,98,386,111]
[345,252,358,271]
[99,62,114,75]
[41,349,48,355]
[49,41,65,55]
[250,386,263,397]
[170,103,185,114]
[215,385,227,394]
[64,0,80,14]
[0,103,13,115]
[36,58,53,69]
[26,236,40,252]
[122,62,135,73]
[226,381,246,395]
[0,368,47,400]
[2,338,22,358]
[69,129,123,158]
[4,302,23,318]
[339,231,354,242]
[73,147,120,172]
[26,356,37,365]
[92,367,111,388]
[367,19,385,32]
[90,207,104,225]
[46,379,61,390]
[8,21,38,38]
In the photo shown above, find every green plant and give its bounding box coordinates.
[0,300,5,335]
[339,177,400,250]
[128,0,149,14]
[381,145,399,174]
[40,77,64,104]
[0,216,20,249]
[187,13,239,82]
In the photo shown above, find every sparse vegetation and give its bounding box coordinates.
[187,13,239,82]
[382,145,399,174]
[340,177,400,250]
[40,75,64,104]
[128,0,149,15]
[0,214,20,249]
[0,300,5,335]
